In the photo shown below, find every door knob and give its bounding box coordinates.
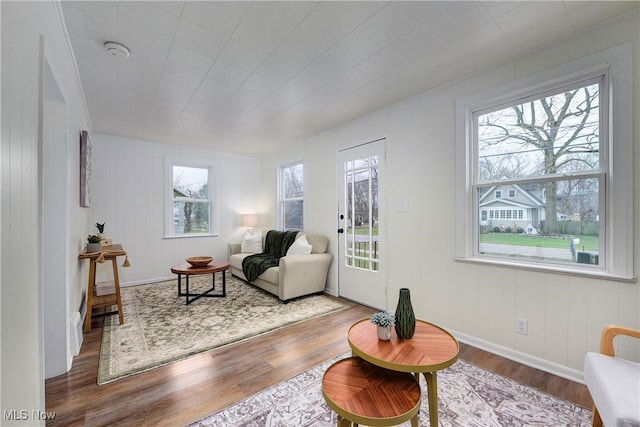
[337,228,344,233]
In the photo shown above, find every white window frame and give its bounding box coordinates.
[164,157,218,238]
[278,160,304,231]
[455,43,635,282]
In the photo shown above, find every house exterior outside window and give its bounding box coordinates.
[165,158,216,237]
[279,161,304,231]
[455,45,634,281]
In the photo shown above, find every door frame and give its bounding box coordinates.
[334,137,388,309]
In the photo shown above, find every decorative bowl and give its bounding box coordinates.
[186,256,213,267]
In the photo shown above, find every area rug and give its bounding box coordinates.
[98,276,346,384]
[190,353,592,427]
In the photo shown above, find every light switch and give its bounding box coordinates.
[395,201,408,212]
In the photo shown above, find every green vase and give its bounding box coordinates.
[394,288,416,339]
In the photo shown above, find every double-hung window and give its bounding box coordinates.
[456,44,634,281]
[279,161,304,231]
[165,159,215,237]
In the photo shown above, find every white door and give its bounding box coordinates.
[337,139,386,309]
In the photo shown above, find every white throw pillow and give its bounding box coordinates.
[241,230,262,254]
[286,234,312,256]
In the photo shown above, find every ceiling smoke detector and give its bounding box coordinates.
[104,42,130,58]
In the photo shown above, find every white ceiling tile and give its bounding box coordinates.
[194,81,237,104]
[230,14,296,54]
[294,8,352,50]
[146,1,184,16]
[354,45,412,78]
[217,39,269,73]
[356,2,423,47]
[116,58,162,94]
[156,81,195,103]
[62,4,117,41]
[241,74,282,97]
[267,85,309,109]
[445,22,507,69]
[272,34,328,71]
[204,62,251,87]
[386,22,444,64]
[221,88,267,114]
[495,2,573,49]
[182,1,249,38]
[429,2,493,45]
[118,25,170,63]
[61,1,118,21]
[300,53,351,87]
[184,100,219,115]
[187,88,234,112]
[320,1,387,29]
[397,1,453,23]
[564,1,640,30]
[322,31,381,69]
[166,46,215,76]
[173,21,227,60]
[316,68,376,99]
[118,2,180,41]
[253,57,299,86]
[480,1,523,19]
[162,66,205,89]
[246,1,316,26]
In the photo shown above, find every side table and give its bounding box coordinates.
[78,244,128,332]
[171,260,230,305]
[348,318,459,426]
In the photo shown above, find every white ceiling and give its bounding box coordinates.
[61,1,638,156]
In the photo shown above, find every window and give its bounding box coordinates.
[456,44,634,281]
[279,161,304,231]
[165,159,215,237]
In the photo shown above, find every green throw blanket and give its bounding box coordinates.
[242,230,299,282]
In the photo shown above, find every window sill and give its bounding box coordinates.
[163,233,219,240]
[454,256,636,283]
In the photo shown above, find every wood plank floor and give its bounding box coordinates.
[45,296,593,426]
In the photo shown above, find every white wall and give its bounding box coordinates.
[1,1,91,423]
[90,134,260,285]
[259,11,640,382]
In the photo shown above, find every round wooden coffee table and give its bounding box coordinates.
[348,318,459,426]
[170,260,230,305]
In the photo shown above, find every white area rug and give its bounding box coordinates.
[190,353,591,426]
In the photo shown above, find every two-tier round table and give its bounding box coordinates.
[348,318,460,426]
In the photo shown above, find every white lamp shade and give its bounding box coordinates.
[241,214,258,227]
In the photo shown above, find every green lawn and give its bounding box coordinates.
[480,233,599,251]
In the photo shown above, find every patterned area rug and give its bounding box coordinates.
[191,353,591,427]
[98,276,346,384]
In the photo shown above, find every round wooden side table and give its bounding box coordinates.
[322,356,421,427]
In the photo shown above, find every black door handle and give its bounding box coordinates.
[337,228,344,234]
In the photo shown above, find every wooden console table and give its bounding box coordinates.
[78,244,127,332]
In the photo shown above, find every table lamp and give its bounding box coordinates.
[241,214,258,232]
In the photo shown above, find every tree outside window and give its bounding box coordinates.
[280,162,303,231]
[172,165,211,235]
[474,78,603,266]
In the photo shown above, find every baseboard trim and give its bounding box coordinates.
[450,329,586,385]
[121,276,174,287]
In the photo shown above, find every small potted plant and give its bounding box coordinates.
[370,312,395,341]
[86,234,103,253]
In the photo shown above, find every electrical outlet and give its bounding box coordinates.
[516,318,528,335]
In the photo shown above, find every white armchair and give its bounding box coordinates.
[583,325,640,427]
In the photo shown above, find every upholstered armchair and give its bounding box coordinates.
[583,325,640,427]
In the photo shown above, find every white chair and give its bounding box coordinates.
[584,325,640,427]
